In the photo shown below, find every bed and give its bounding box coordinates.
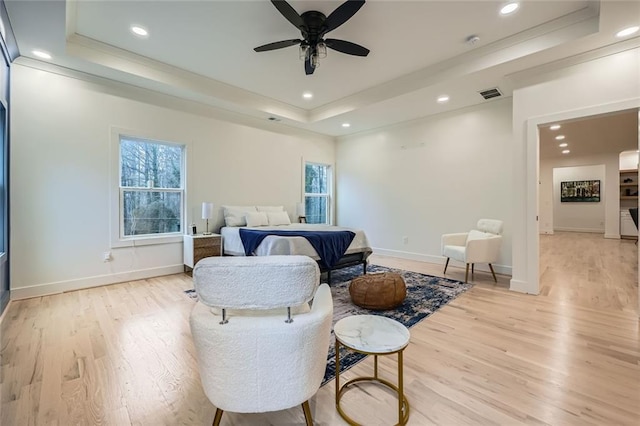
[220,205,372,283]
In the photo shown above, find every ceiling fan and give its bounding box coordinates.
[254,0,370,75]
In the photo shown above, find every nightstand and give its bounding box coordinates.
[184,234,222,275]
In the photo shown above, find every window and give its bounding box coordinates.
[304,162,332,224]
[119,136,184,238]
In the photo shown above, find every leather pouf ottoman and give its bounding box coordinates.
[349,272,407,310]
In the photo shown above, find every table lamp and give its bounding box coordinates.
[202,202,214,235]
[296,202,306,223]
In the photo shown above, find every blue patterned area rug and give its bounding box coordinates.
[320,264,471,385]
[184,264,471,386]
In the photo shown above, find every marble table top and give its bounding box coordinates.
[334,315,410,353]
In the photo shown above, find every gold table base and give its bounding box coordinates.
[335,340,410,426]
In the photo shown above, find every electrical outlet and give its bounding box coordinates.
[402,236,408,244]
[103,251,112,262]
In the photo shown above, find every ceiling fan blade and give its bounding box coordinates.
[324,38,370,56]
[271,0,305,30]
[305,56,315,75]
[324,0,365,33]
[254,39,302,52]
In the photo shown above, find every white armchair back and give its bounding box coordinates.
[476,219,503,235]
[189,255,333,425]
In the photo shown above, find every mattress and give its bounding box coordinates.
[221,224,371,259]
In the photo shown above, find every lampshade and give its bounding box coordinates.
[202,202,214,220]
[296,202,306,217]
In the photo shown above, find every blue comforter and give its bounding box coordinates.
[238,228,356,270]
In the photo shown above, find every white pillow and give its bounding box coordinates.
[223,205,257,227]
[245,212,269,227]
[267,211,291,226]
[256,205,285,212]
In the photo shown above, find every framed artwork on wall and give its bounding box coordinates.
[560,180,600,202]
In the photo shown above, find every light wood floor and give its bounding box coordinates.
[1,232,639,425]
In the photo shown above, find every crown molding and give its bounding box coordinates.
[14,56,334,142]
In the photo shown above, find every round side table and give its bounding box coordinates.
[334,315,410,426]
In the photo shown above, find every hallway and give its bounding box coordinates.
[539,231,638,314]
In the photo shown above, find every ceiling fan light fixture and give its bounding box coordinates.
[299,45,309,60]
[317,42,327,59]
[311,53,320,68]
[254,0,369,75]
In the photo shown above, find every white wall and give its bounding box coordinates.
[539,155,619,237]
[336,99,513,275]
[512,48,640,294]
[552,164,605,232]
[10,64,334,298]
[619,150,639,170]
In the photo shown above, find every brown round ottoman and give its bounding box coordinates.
[349,272,407,310]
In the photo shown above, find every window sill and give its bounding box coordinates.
[111,234,183,248]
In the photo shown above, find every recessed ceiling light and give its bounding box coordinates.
[549,124,561,130]
[559,143,568,148]
[555,135,565,140]
[500,2,519,15]
[32,50,52,60]
[616,26,639,38]
[302,92,313,99]
[562,150,570,154]
[437,95,450,103]
[342,123,351,128]
[131,26,148,37]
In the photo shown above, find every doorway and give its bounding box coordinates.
[530,105,640,312]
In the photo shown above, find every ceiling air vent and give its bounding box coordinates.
[479,87,502,100]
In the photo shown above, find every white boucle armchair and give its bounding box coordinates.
[189,255,333,426]
[441,219,503,283]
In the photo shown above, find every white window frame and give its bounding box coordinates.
[110,128,186,248]
[304,161,333,225]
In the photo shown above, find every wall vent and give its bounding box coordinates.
[479,87,502,100]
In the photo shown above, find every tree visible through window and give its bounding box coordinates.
[120,137,184,237]
[305,162,331,224]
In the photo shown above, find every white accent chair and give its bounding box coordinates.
[189,255,333,426]
[441,219,503,283]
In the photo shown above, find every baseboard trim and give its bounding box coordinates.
[11,264,185,300]
[605,233,621,239]
[554,227,604,233]
[373,248,442,264]
[372,247,512,276]
[510,279,538,294]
